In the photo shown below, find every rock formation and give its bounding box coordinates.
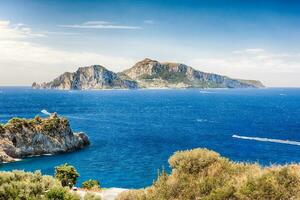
[33,65,138,90]
[0,113,90,163]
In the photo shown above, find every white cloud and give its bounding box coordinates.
[59,21,141,30]
[189,49,300,87]
[0,20,136,86]
[0,20,45,40]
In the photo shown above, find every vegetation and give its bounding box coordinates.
[0,114,70,135]
[82,179,101,190]
[0,170,79,200]
[117,148,300,200]
[0,124,4,134]
[55,164,79,188]
[45,187,80,200]
[0,166,102,200]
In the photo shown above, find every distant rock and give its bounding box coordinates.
[33,59,264,90]
[0,113,90,163]
[33,65,138,90]
[121,58,264,88]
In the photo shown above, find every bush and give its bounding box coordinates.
[55,163,79,188]
[117,148,300,200]
[82,179,100,190]
[0,170,80,200]
[46,187,80,200]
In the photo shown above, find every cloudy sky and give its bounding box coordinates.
[0,0,300,86]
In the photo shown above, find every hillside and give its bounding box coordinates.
[122,58,264,88]
[32,65,138,90]
[33,59,264,90]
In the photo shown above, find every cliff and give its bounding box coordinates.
[32,65,138,90]
[122,58,264,88]
[0,113,89,163]
[33,59,264,90]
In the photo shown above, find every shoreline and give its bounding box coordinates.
[75,187,128,200]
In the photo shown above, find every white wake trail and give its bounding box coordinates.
[41,109,51,116]
[232,134,300,146]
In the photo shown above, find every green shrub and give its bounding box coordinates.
[55,164,79,188]
[46,187,80,200]
[117,148,300,200]
[0,170,80,200]
[82,179,100,190]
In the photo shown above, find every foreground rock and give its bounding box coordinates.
[33,58,264,90]
[0,113,90,163]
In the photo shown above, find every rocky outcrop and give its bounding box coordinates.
[0,113,90,163]
[33,59,264,90]
[33,65,138,90]
[121,58,264,88]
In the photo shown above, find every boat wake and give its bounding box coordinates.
[41,109,51,116]
[232,134,300,146]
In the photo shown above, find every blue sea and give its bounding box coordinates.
[0,87,300,188]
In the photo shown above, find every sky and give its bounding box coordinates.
[0,0,300,87]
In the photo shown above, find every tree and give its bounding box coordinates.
[54,164,79,188]
[82,179,100,190]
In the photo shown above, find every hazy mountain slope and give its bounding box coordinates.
[32,65,138,90]
[122,58,264,88]
[33,59,264,90]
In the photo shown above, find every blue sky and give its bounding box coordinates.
[0,0,300,86]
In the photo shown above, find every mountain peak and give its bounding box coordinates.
[141,58,157,62]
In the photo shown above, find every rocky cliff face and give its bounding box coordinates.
[33,65,138,90]
[0,113,90,163]
[33,59,264,90]
[121,58,264,88]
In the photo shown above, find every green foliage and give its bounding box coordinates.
[1,115,71,134]
[46,187,80,200]
[82,179,100,190]
[41,116,69,133]
[117,148,300,200]
[140,71,188,84]
[55,164,79,188]
[0,170,79,200]
[33,115,43,124]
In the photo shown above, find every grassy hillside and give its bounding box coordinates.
[117,148,300,200]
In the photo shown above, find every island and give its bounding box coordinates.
[0,113,89,163]
[32,58,264,90]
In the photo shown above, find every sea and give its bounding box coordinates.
[0,87,300,188]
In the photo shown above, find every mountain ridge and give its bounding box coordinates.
[32,58,264,90]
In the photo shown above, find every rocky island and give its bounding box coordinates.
[0,113,89,163]
[32,58,264,90]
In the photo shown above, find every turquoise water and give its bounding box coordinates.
[0,87,300,188]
